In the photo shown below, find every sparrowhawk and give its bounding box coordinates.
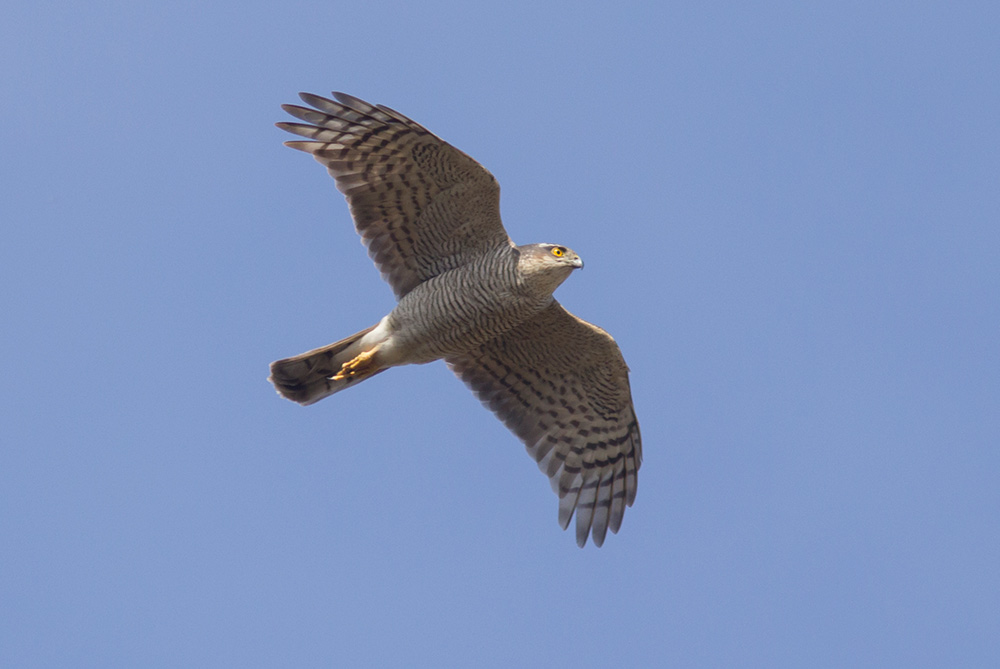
[269,92,642,547]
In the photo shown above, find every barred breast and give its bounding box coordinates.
[385,249,551,364]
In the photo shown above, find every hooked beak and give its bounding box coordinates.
[571,254,584,269]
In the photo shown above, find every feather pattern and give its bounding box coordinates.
[278,92,513,298]
[446,302,642,547]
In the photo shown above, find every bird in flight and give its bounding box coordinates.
[269,92,642,546]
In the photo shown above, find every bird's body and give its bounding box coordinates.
[270,92,641,546]
[388,246,562,364]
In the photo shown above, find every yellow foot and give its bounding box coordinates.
[332,348,378,381]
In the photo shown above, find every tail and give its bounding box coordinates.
[269,324,386,405]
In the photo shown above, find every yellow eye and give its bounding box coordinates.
[551,247,565,257]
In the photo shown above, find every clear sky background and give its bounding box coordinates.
[3,2,999,667]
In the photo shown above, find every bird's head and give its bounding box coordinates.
[517,243,584,295]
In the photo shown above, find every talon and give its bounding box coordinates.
[331,348,377,381]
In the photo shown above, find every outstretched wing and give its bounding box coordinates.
[278,92,514,297]
[446,302,642,547]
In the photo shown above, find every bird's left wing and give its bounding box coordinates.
[278,92,514,298]
[446,301,642,547]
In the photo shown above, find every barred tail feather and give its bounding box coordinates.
[269,324,384,405]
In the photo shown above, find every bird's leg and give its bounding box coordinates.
[331,346,380,381]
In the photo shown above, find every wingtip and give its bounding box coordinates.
[331,91,358,105]
[282,140,321,154]
[576,519,594,548]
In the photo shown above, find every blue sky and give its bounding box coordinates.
[3,1,999,666]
